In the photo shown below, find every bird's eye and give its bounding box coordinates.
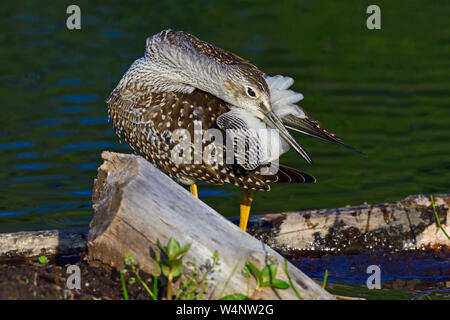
[246,87,257,98]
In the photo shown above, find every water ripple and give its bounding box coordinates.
[0,141,34,150]
[61,94,99,103]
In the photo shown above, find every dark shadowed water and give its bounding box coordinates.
[0,1,449,299]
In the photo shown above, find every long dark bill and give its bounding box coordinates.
[263,111,312,164]
[283,114,364,156]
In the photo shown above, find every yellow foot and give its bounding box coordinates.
[190,183,198,198]
[239,189,254,231]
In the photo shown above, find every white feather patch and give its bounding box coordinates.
[265,75,306,119]
[220,107,291,164]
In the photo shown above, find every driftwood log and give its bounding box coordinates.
[87,151,333,300]
[238,194,450,257]
[0,230,87,258]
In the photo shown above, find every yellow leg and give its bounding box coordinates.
[239,189,254,231]
[190,183,198,198]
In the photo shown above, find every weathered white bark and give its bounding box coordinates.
[240,194,450,256]
[0,230,86,258]
[87,151,334,300]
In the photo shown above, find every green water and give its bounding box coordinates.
[0,0,449,300]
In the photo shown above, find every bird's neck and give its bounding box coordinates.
[120,49,229,100]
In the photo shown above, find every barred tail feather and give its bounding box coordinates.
[276,165,316,183]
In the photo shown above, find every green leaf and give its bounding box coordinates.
[270,279,290,290]
[260,263,277,286]
[161,259,183,279]
[161,263,171,278]
[167,238,181,260]
[219,293,251,300]
[268,264,277,279]
[157,239,168,257]
[171,259,183,278]
[125,252,135,266]
[245,262,261,284]
[38,256,47,264]
[260,266,269,285]
[174,243,191,259]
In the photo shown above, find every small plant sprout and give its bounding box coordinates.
[120,238,201,300]
[176,250,220,300]
[38,255,48,264]
[247,262,290,298]
[124,252,156,300]
[157,238,191,300]
[221,261,290,300]
[119,238,299,301]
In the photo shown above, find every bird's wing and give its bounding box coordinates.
[216,110,264,171]
[107,86,316,190]
[107,87,231,185]
[107,89,138,143]
[266,75,362,154]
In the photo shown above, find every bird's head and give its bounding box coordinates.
[221,68,312,164]
[222,68,271,119]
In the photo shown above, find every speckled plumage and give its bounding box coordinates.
[108,87,314,190]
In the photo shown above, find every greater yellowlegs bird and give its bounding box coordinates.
[108,30,358,231]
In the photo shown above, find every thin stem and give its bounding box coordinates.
[218,259,241,298]
[153,253,159,300]
[167,275,173,300]
[175,277,191,300]
[120,272,129,300]
[430,195,450,240]
[284,258,303,300]
[134,268,155,300]
[322,270,329,289]
[250,288,260,300]
[197,282,208,300]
